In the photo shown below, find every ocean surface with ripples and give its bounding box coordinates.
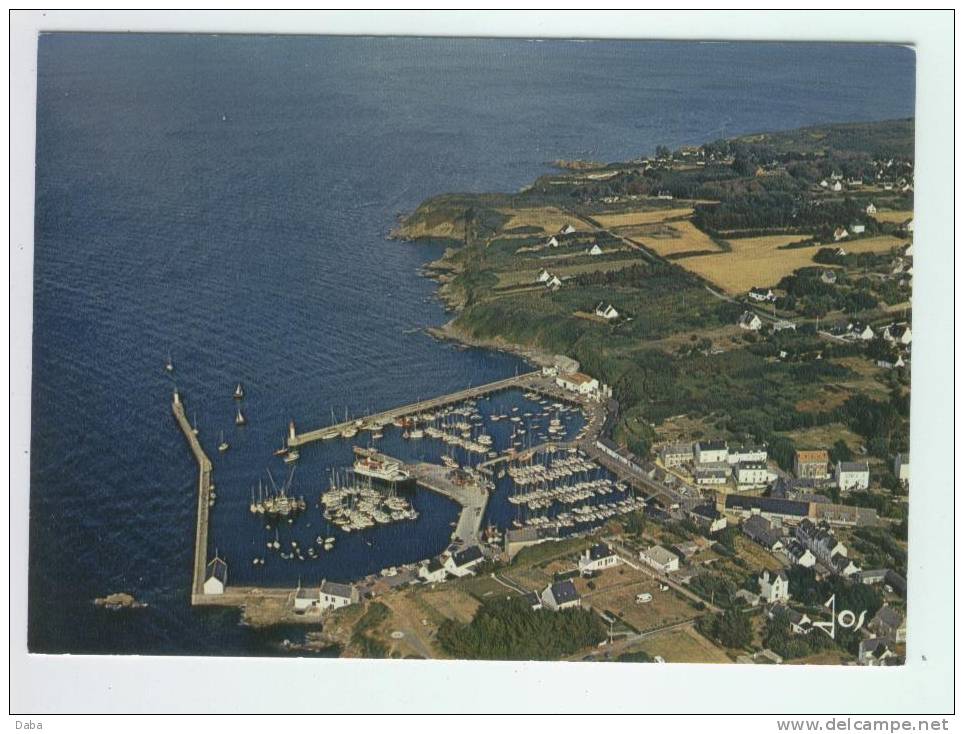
[28,34,914,654]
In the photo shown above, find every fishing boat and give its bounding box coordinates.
[191,412,200,435]
[218,431,230,452]
[235,406,247,426]
[234,382,245,400]
[165,353,174,373]
[283,449,300,464]
[353,446,411,482]
[273,435,290,457]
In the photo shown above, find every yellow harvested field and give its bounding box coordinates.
[594,207,694,228]
[678,234,903,293]
[635,625,732,664]
[872,209,914,225]
[499,206,586,235]
[628,220,722,257]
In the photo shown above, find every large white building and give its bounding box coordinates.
[578,543,621,574]
[556,371,599,396]
[734,461,770,487]
[695,440,728,465]
[836,461,870,492]
[640,545,679,574]
[319,579,360,610]
[758,569,790,604]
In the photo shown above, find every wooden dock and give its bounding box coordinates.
[287,371,543,447]
[171,391,213,604]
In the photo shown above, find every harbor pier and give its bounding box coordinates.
[171,391,213,604]
[409,462,489,545]
[287,371,544,447]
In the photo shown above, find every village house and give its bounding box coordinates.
[578,542,620,575]
[443,545,484,577]
[694,465,729,486]
[594,302,619,321]
[695,439,728,465]
[588,243,603,256]
[293,583,318,611]
[318,579,360,611]
[858,638,898,666]
[546,236,559,248]
[770,477,831,504]
[725,495,810,526]
[865,202,878,215]
[418,557,448,584]
[738,311,763,331]
[748,287,776,303]
[536,268,552,283]
[812,503,879,528]
[689,503,727,534]
[742,514,785,552]
[893,453,910,484]
[727,444,768,465]
[820,270,838,285]
[766,603,812,635]
[772,320,797,333]
[203,555,228,595]
[559,223,576,235]
[541,579,581,611]
[794,450,829,480]
[830,181,843,193]
[833,226,849,241]
[555,371,599,396]
[785,539,817,568]
[640,545,680,574]
[758,569,790,604]
[868,605,906,644]
[835,461,870,492]
[660,441,693,468]
[883,323,912,346]
[546,274,563,290]
[734,460,770,487]
[831,554,861,578]
[673,541,700,560]
[847,322,875,341]
[850,222,866,234]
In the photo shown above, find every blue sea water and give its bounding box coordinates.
[29,34,915,655]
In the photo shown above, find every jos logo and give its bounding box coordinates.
[808,594,867,639]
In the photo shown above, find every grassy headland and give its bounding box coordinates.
[395,119,913,499]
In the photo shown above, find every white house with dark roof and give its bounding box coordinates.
[742,515,784,552]
[294,582,318,611]
[559,223,576,235]
[883,323,912,346]
[847,322,875,341]
[865,202,878,215]
[594,302,619,320]
[748,287,776,303]
[536,268,552,283]
[833,226,849,241]
[689,504,727,534]
[418,557,447,584]
[546,275,563,290]
[738,311,763,331]
[858,638,898,666]
[541,580,581,611]
[444,545,484,577]
[546,236,560,248]
[578,542,620,574]
[588,243,603,256]
[766,603,811,635]
[735,461,770,487]
[319,579,359,610]
[640,545,679,574]
[868,605,906,643]
[836,461,870,491]
[203,556,228,595]
[785,539,817,568]
[893,453,910,484]
[758,569,790,604]
[695,440,728,465]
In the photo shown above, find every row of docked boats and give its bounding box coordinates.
[320,471,418,532]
